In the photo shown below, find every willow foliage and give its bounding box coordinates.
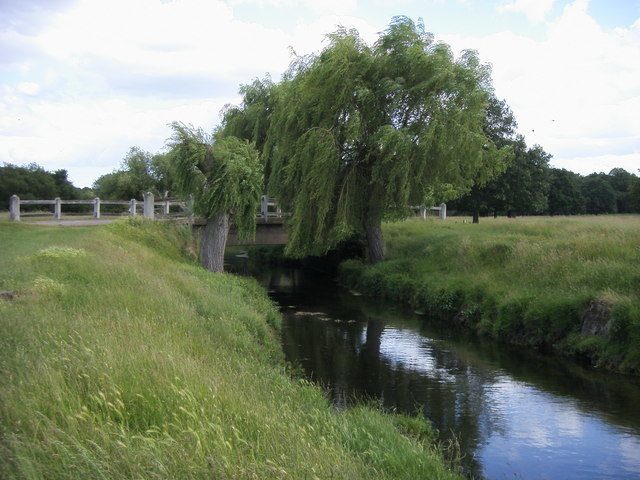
[229,17,513,259]
[167,122,263,240]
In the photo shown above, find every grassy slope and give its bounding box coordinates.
[0,219,459,480]
[340,216,640,373]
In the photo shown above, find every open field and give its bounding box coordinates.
[340,215,640,373]
[0,219,459,479]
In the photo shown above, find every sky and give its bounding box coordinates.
[0,0,639,187]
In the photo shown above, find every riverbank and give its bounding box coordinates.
[339,216,640,374]
[0,219,459,479]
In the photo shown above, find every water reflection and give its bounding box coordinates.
[253,266,640,480]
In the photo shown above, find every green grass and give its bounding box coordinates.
[339,215,640,374]
[0,218,459,479]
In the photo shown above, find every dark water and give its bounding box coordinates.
[251,266,640,480]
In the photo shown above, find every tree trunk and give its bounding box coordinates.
[200,212,229,272]
[365,217,385,263]
[473,208,480,224]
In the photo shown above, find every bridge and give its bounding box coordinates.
[8,193,288,246]
[8,194,446,246]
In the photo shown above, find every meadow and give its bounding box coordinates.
[0,219,459,479]
[339,215,640,374]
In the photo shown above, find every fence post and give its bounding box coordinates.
[9,195,20,221]
[54,197,62,220]
[143,192,154,219]
[420,206,427,220]
[93,197,101,219]
[261,195,269,221]
[439,203,447,220]
[130,199,137,216]
[163,199,170,216]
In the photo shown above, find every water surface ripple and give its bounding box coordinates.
[255,267,640,479]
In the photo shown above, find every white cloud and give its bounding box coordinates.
[444,0,640,175]
[16,82,40,96]
[229,0,358,15]
[497,0,558,23]
[0,0,380,186]
[0,0,638,186]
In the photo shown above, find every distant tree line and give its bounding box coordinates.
[0,163,93,210]
[3,150,639,219]
[1,147,178,211]
[449,98,640,221]
[450,161,640,221]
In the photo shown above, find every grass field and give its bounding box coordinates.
[340,215,640,374]
[0,219,459,479]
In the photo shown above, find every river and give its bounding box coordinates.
[245,263,640,479]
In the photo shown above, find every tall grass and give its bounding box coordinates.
[0,219,459,479]
[339,216,640,373]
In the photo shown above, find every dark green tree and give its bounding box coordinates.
[51,169,79,199]
[248,18,510,262]
[1,163,61,209]
[167,123,263,272]
[493,141,551,217]
[607,167,635,213]
[452,138,551,219]
[547,168,585,215]
[454,96,517,223]
[582,174,616,214]
[630,171,640,213]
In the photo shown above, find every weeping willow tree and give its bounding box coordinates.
[227,17,512,262]
[167,122,263,272]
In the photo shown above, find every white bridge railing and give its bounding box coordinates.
[259,195,282,221]
[9,194,444,222]
[8,193,284,223]
[9,193,187,222]
[410,203,447,220]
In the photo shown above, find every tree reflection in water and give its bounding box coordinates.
[252,266,640,480]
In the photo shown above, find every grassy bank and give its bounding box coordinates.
[339,216,640,374]
[0,219,459,479]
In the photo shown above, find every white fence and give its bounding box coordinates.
[9,194,442,223]
[410,203,447,220]
[9,192,188,222]
[259,195,283,221]
[9,193,284,223]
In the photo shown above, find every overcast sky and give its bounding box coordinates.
[1,0,639,187]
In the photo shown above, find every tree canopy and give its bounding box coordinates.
[225,17,512,261]
[548,168,585,215]
[0,163,91,209]
[167,123,263,271]
[582,174,617,214]
[93,147,176,200]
